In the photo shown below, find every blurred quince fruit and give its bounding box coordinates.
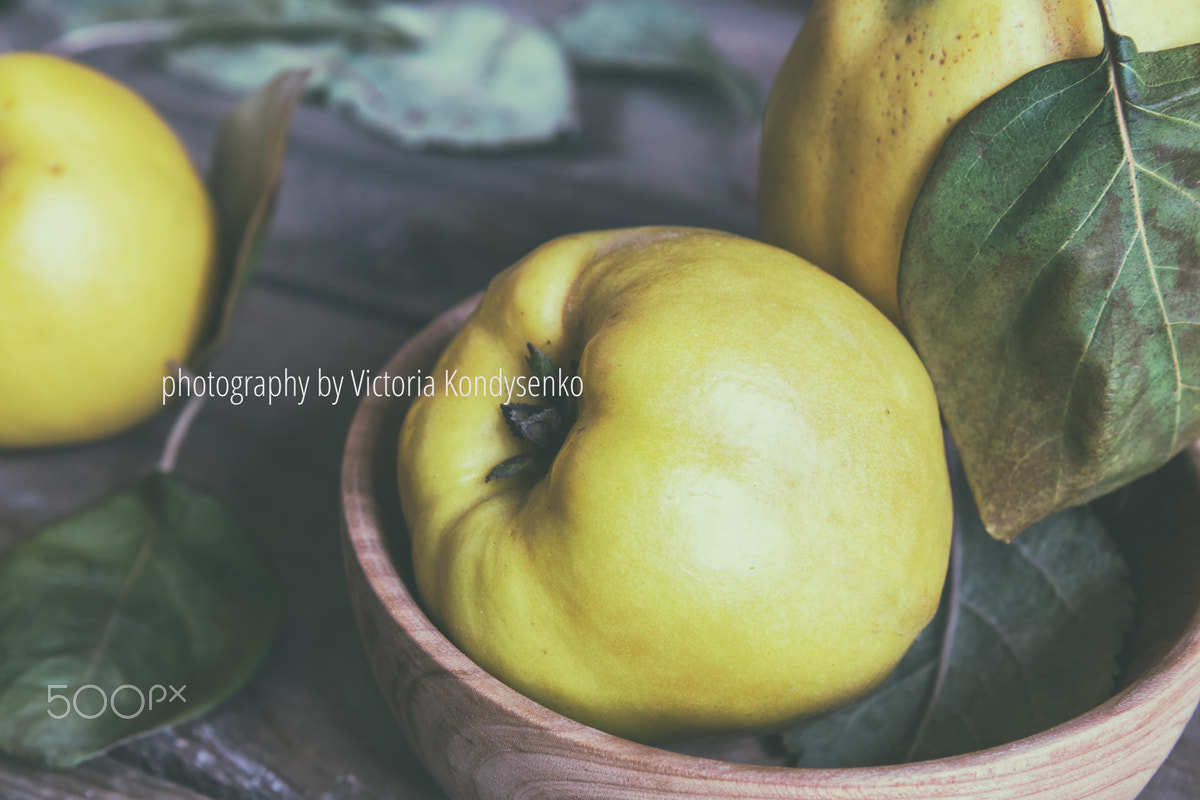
[398,227,953,743]
[758,0,1200,325]
[0,52,216,448]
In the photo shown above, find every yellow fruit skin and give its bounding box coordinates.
[758,0,1200,325]
[0,52,216,448]
[398,227,953,743]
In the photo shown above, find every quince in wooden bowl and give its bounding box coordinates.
[342,295,1200,800]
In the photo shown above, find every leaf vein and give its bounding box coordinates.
[960,598,1032,680]
[1133,161,1200,212]
[936,86,1111,334]
[1109,49,1184,454]
[1054,228,1139,505]
[970,62,1109,155]
[1128,103,1200,133]
[971,89,1111,264]
[81,519,157,687]
[1013,538,1076,616]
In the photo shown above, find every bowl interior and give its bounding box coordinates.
[1098,461,1200,688]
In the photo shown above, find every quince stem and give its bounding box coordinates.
[158,361,207,474]
[1096,0,1117,36]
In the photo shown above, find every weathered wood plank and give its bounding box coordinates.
[0,286,439,799]
[0,754,219,800]
[131,73,763,324]
[10,0,800,324]
[1141,728,1200,800]
[1,0,1198,797]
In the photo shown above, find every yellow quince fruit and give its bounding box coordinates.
[0,52,216,448]
[758,0,1200,325]
[398,227,953,743]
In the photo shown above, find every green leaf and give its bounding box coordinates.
[190,68,309,367]
[484,452,545,483]
[554,0,762,122]
[898,31,1200,540]
[782,463,1134,767]
[525,343,557,381]
[0,473,281,769]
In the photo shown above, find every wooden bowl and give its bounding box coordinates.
[341,295,1200,800]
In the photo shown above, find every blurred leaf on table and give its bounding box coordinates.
[554,0,762,123]
[0,473,281,770]
[35,0,759,150]
[193,67,310,366]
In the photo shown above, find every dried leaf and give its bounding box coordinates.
[0,473,281,769]
[500,403,563,450]
[166,39,339,95]
[899,29,1200,539]
[191,68,309,367]
[162,4,577,151]
[39,0,749,149]
[783,461,1134,767]
[33,0,351,30]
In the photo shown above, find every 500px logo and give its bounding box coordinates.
[46,684,187,720]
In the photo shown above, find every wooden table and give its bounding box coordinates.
[0,2,1196,798]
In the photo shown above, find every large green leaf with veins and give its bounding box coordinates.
[900,29,1200,541]
[0,474,280,768]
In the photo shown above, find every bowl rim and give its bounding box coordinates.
[341,293,1200,788]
